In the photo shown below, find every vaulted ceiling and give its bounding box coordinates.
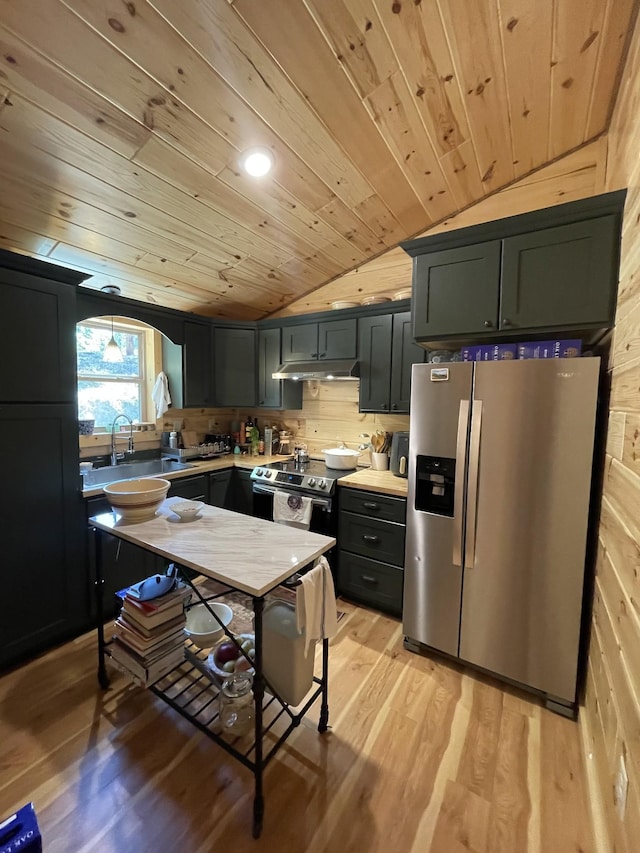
[0,0,636,319]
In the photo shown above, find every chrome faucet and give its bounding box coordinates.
[110,414,134,465]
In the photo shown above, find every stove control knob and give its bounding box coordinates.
[264,470,273,478]
[317,479,327,489]
[255,469,264,476]
[308,478,316,487]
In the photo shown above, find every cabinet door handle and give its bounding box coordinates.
[484,320,493,328]
[391,403,398,410]
[319,352,326,358]
[362,534,379,544]
[381,403,388,409]
[361,574,378,584]
[312,352,318,358]
[362,502,379,510]
[502,318,512,327]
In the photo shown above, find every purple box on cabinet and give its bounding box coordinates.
[0,804,42,853]
[480,344,517,361]
[517,339,582,359]
[460,345,484,361]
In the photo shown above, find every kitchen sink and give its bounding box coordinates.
[82,459,195,487]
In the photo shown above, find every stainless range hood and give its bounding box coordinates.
[272,359,359,381]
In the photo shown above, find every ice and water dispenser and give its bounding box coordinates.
[414,456,456,516]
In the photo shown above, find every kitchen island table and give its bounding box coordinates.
[89,496,335,838]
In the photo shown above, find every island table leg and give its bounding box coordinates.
[319,637,329,732]
[252,595,264,838]
[93,528,109,690]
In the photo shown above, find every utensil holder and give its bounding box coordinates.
[371,452,389,471]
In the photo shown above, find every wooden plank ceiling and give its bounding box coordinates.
[0,0,635,320]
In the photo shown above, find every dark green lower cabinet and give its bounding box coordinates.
[337,487,406,617]
[0,404,88,670]
[86,496,160,619]
[168,474,208,501]
[208,469,232,507]
[227,469,254,515]
[337,552,403,617]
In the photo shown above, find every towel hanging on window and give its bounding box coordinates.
[151,371,171,418]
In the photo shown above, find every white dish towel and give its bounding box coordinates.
[273,491,313,530]
[296,556,338,656]
[151,371,171,418]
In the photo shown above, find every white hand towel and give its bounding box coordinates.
[151,371,171,418]
[296,556,338,656]
[273,491,313,530]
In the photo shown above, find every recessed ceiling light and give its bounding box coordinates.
[240,147,274,177]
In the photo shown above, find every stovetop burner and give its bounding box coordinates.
[250,458,352,496]
[262,460,331,477]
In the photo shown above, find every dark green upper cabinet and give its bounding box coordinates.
[257,327,303,410]
[359,312,425,413]
[404,190,625,343]
[162,321,212,409]
[282,318,356,361]
[213,326,256,407]
[412,242,501,338]
[358,315,392,412]
[183,321,212,407]
[0,269,77,403]
[500,216,618,331]
[390,312,426,411]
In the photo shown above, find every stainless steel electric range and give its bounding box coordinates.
[250,459,352,537]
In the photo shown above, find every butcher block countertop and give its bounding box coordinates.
[89,496,335,597]
[82,455,409,499]
[338,468,408,498]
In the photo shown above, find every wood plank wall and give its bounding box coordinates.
[271,138,608,317]
[580,13,640,853]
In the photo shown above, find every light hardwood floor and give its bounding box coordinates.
[0,600,594,853]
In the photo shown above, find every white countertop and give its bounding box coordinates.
[89,496,335,598]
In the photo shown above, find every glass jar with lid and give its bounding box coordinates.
[219,672,254,737]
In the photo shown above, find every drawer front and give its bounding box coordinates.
[338,551,403,616]
[340,488,406,523]
[339,512,405,566]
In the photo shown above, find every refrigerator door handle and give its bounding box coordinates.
[453,400,470,567]
[464,400,483,569]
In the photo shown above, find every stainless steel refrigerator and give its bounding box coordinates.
[403,358,600,715]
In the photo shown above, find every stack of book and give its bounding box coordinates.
[110,582,191,686]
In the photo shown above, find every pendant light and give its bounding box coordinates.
[103,316,123,363]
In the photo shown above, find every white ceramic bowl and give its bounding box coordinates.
[103,477,170,523]
[331,300,359,310]
[185,602,233,648]
[322,447,361,470]
[171,500,204,521]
